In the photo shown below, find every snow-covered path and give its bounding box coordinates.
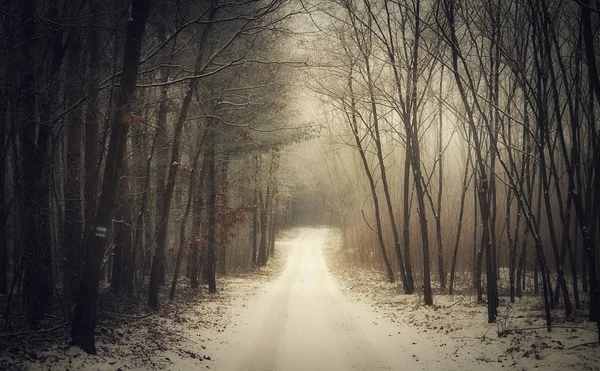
[212,228,429,371]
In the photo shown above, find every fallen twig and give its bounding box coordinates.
[98,309,154,320]
[498,325,598,336]
[568,341,600,350]
[0,322,67,338]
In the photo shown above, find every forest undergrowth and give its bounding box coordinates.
[0,233,293,371]
[322,229,600,371]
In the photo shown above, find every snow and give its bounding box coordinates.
[321,228,600,371]
[2,228,598,370]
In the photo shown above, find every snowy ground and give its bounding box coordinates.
[2,227,598,370]
[0,231,291,371]
[322,228,600,371]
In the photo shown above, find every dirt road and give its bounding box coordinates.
[213,228,426,371]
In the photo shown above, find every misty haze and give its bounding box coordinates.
[1,0,599,370]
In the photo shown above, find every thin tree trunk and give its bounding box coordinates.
[130,121,159,297]
[84,0,102,236]
[344,67,395,283]
[449,144,472,294]
[381,0,416,292]
[444,1,495,319]
[269,192,278,258]
[436,65,445,289]
[148,9,216,310]
[402,0,431,302]
[517,128,536,298]
[190,154,208,289]
[170,130,205,300]
[473,174,478,294]
[217,159,229,276]
[402,147,415,292]
[0,91,7,295]
[357,33,409,292]
[205,136,217,293]
[258,183,270,267]
[251,185,259,267]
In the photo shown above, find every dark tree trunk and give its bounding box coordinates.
[516,136,537,298]
[509,111,530,302]
[257,184,270,267]
[170,130,205,300]
[269,192,278,258]
[148,6,215,309]
[581,0,600,107]
[381,0,415,292]
[152,0,172,287]
[402,147,415,292]
[534,62,572,314]
[217,159,229,276]
[251,186,259,267]
[345,69,395,284]
[0,90,7,295]
[63,6,85,302]
[19,0,56,328]
[71,0,150,354]
[436,66,445,289]
[190,155,208,289]
[125,111,146,298]
[472,175,478,294]
[476,238,484,303]
[358,40,409,292]
[130,122,159,297]
[84,0,102,235]
[401,0,431,303]
[449,145,472,295]
[111,170,133,296]
[444,0,495,318]
[573,5,600,330]
[205,137,217,293]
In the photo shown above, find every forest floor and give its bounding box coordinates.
[323,229,600,371]
[0,229,294,371]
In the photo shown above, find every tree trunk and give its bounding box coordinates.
[449,146,472,295]
[257,184,270,267]
[402,147,415,292]
[190,155,208,289]
[269,192,278,258]
[205,137,217,293]
[170,129,205,300]
[407,0,433,306]
[517,133,537,298]
[444,0,495,318]
[71,0,150,353]
[356,36,408,292]
[252,185,259,267]
[0,90,7,295]
[19,0,56,328]
[84,0,102,236]
[345,68,395,283]
[381,0,416,292]
[436,65,445,289]
[111,168,133,296]
[472,175,478,295]
[148,9,216,310]
[63,13,84,302]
